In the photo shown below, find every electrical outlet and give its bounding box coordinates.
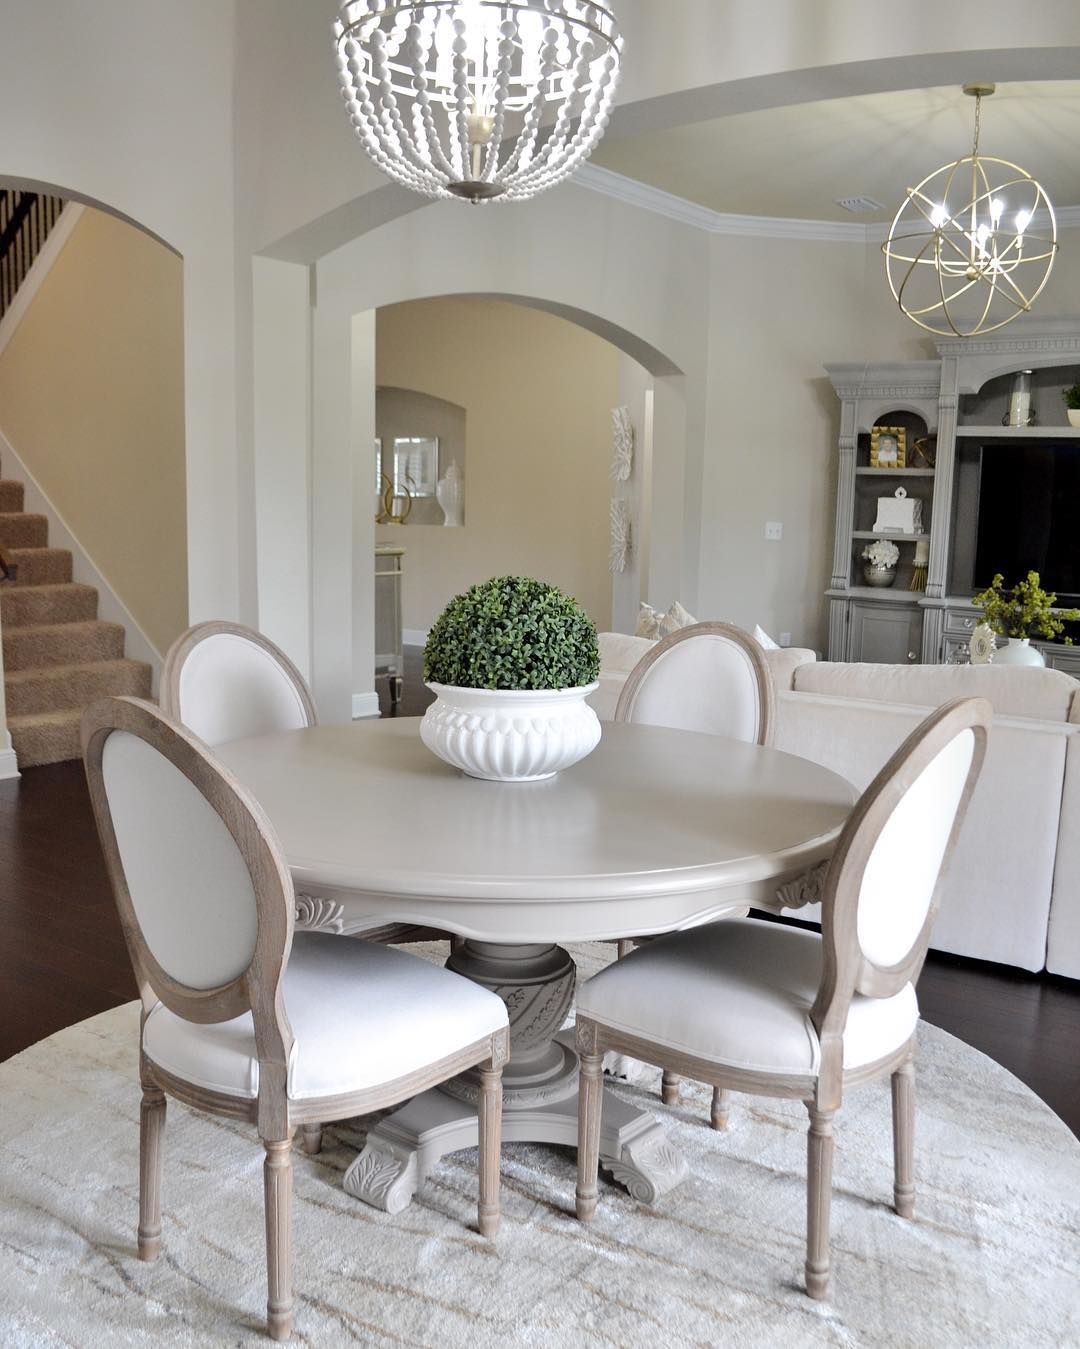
[779,632,791,647]
[765,521,783,541]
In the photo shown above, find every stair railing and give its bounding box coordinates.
[0,192,66,320]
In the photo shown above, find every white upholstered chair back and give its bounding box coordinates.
[82,697,294,1034]
[102,730,260,990]
[815,697,990,1030]
[614,622,774,746]
[161,621,316,747]
[855,729,975,970]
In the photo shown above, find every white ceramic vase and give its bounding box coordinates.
[420,683,601,781]
[1068,408,1080,428]
[992,637,1046,667]
[436,461,464,527]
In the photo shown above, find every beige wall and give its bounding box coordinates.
[0,208,187,654]
[374,296,619,634]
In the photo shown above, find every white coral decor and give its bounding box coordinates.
[862,539,900,567]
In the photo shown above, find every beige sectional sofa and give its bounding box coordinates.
[594,633,1080,977]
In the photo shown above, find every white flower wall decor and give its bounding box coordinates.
[611,406,633,482]
[609,498,631,574]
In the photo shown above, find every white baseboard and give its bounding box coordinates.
[352,691,381,720]
[0,736,19,780]
[0,430,162,691]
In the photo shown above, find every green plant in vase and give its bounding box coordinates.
[972,571,1078,666]
[421,576,601,780]
[1063,381,1080,427]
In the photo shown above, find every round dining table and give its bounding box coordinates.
[216,717,856,1213]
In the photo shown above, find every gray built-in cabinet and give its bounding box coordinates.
[825,318,1080,671]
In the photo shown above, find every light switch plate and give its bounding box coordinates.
[765,521,783,541]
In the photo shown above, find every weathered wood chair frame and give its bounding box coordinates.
[576,696,991,1299]
[613,620,776,1117]
[162,619,455,1154]
[83,696,509,1342]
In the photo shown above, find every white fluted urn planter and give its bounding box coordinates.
[420,683,601,782]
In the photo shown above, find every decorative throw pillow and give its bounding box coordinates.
[659,600,698,637]
[635,602,664,640]
[753,623,781,650]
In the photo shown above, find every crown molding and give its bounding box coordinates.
[575,163,1080,244]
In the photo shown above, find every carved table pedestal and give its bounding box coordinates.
[342,938,686,1212]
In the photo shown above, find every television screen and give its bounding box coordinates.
[974,443,1080,601]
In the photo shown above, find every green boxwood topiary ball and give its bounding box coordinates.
[423,576,600,690]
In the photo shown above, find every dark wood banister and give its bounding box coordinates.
[0,192,37,262]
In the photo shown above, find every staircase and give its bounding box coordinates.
[0,473,152,767]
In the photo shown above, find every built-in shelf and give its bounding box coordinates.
[956,424,1080,439]
[851,530,930,542]
[854,467,935,477]
[827,586,928,603]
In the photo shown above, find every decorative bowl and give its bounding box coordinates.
[420,683,601,781]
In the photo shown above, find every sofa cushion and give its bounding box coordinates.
[792,661,1078,724]
[598,631,658,675]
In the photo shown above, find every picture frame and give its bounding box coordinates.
[870,425,906,469]
[392,436,439,498]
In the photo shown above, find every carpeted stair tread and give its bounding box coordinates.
[0,512,47,549]
[6,658,152,718]
[3,546,73,585]
[0,582,98,628]
[3,619,125,672]
[7,708,82,769]
[0,480,25,512]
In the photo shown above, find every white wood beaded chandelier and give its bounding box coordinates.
[883,84,1057,337]
[333,1,623,203]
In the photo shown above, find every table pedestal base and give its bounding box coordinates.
[341,940,687,1212]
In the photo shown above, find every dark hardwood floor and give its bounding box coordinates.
[3,654,1078,1138]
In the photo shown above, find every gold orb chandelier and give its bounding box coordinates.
[883,84,1057,337]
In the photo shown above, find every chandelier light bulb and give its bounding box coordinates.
[332,0,623,204]
[883,83,1057,336]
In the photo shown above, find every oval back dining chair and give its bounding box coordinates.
[575,696,991,1300]
[613,621,776,1110]
[161,621,317,748]
[162,621,451,1083]
[82,696,509,1342]
[613,621,775,747]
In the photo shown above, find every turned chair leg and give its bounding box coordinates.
[576,1048,604,1222]
[805,1104,836,1300]
[710,1087,731,1131]
[477,1061,503,1239]
[891,1054,915,1219]
[138,1083,167,1261]
[263,1136,295,1342]
[300,1124,323,1156]
[660,1070,682,1106]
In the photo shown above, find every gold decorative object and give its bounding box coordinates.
[870,426,906,469]
[910,436,936,469]
[375,472,412,526]
[910,539,929,592]
[883,83,1057,337]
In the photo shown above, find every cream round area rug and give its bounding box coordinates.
[1,941,1077,1348]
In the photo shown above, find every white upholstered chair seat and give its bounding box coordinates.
[144,933,508,1101]
[576,918,918,1076]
